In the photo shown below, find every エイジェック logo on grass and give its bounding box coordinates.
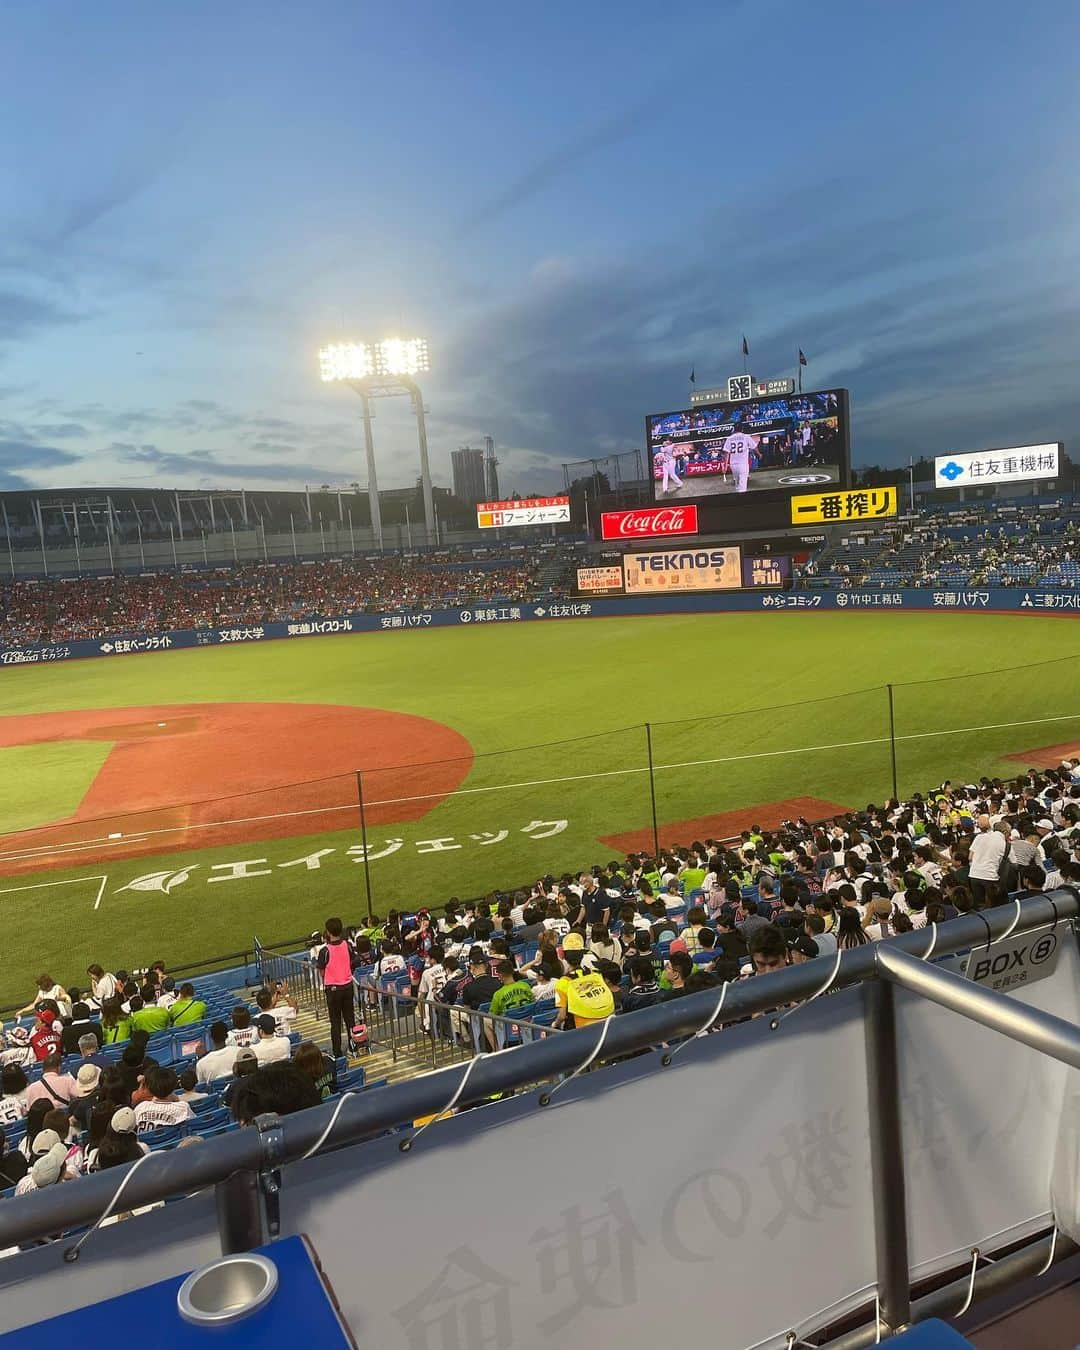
[118,866,199,894]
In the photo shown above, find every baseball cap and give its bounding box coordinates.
[789,935,820,959]
[256,1014,276,1035]
[235,1048,258,1067]
[31,1147,66,1189]
[668,939,688,955]
[1036,819,1055,832]
[562,932,585,951]
[37,1009,56,1025]
[31,1128,62,1157]
[468,948,488,966]
[75,1063,101,1095]
[110,1107,137,1135]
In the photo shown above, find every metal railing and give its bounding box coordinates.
[0,891,1076,1349]
[253,939,326,1020]
[358,978,561,1070]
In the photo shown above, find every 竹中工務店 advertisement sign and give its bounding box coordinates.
[623,547,742,593]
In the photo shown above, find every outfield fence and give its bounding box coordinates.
[0,655,1077,933]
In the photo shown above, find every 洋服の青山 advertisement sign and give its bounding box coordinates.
[601,505,699,540]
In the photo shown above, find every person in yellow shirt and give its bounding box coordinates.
[554,944,615,1030]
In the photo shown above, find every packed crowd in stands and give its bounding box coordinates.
[5,758,1075,1228]
[0,550,578,646]
[803,497,1080,590]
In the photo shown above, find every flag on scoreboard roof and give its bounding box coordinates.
[799,348,808,365]
[689,367,695,384]
[741,335,749,357]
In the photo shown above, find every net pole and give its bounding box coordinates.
[645,723,660,857]
[355,771,374,923]
[887,684,899,801]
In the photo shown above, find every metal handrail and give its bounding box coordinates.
[0,891,1072,1258]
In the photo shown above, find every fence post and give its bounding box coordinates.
[863,979,911,1333]
[886,684,899,801]
[645,723,660,858]
[355,770,374,922]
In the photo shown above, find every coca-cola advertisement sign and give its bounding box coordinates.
[600,505,699,540]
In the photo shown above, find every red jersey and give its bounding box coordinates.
[31,1027,61,1061]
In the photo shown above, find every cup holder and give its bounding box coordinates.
[177,1253,279,1326]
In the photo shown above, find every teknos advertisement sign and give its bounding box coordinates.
[600,505,699,540]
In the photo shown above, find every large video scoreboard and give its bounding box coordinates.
[645,388,851,531]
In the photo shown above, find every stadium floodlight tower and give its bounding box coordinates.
[318,338,434,547]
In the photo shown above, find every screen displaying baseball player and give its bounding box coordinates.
[646,390,847,502]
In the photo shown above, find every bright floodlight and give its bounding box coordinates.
[318,337,429,383]
[319,342,374,382]
[374,337,429,377]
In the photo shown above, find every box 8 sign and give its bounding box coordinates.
[934,443,1061,489]
[576,565,625,595]
[624,546,742,593]
[476,496,571,528]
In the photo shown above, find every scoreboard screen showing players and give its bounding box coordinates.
[645,389,850,509]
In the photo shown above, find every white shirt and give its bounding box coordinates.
[722,432,755,463]
[0,1095,26,1125]
[267,1005,297,1035]
[252,1035,291,1064]
[134,1097,195,1133]
[969,830,1007,881]
[196,1045,238,1084]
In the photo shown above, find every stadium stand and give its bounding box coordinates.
[801,496,1080,590]
[1,758,1076,1210]
[0,548,585,646]
[3,496,1079,646]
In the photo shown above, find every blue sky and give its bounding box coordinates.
[2,0,1079,494]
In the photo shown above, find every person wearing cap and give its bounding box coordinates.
[25,1053,77,1108]
[222,1048,260,1112]
[252,1014,292,1065]
[69,1062,104,1129]
[61,1002,102,1056]
[14,1138,69,1196]
[561,930,600,973]
[0,1025,35,1069]
[30,1009,62,1062]
[87,1106,150,1172]
[553,948,615,1029]
[450,950,502,1046]
[133,1066,195,1133]
[788,934,820,965]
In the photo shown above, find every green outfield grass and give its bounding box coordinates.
[0,611,1078,1006]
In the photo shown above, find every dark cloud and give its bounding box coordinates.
[0,438,82,471]
[111,442,351,485]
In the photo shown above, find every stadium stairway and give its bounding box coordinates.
[240,986,435,1086]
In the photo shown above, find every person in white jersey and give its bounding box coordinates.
[657,441,683,494]
[722,428,759,492]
